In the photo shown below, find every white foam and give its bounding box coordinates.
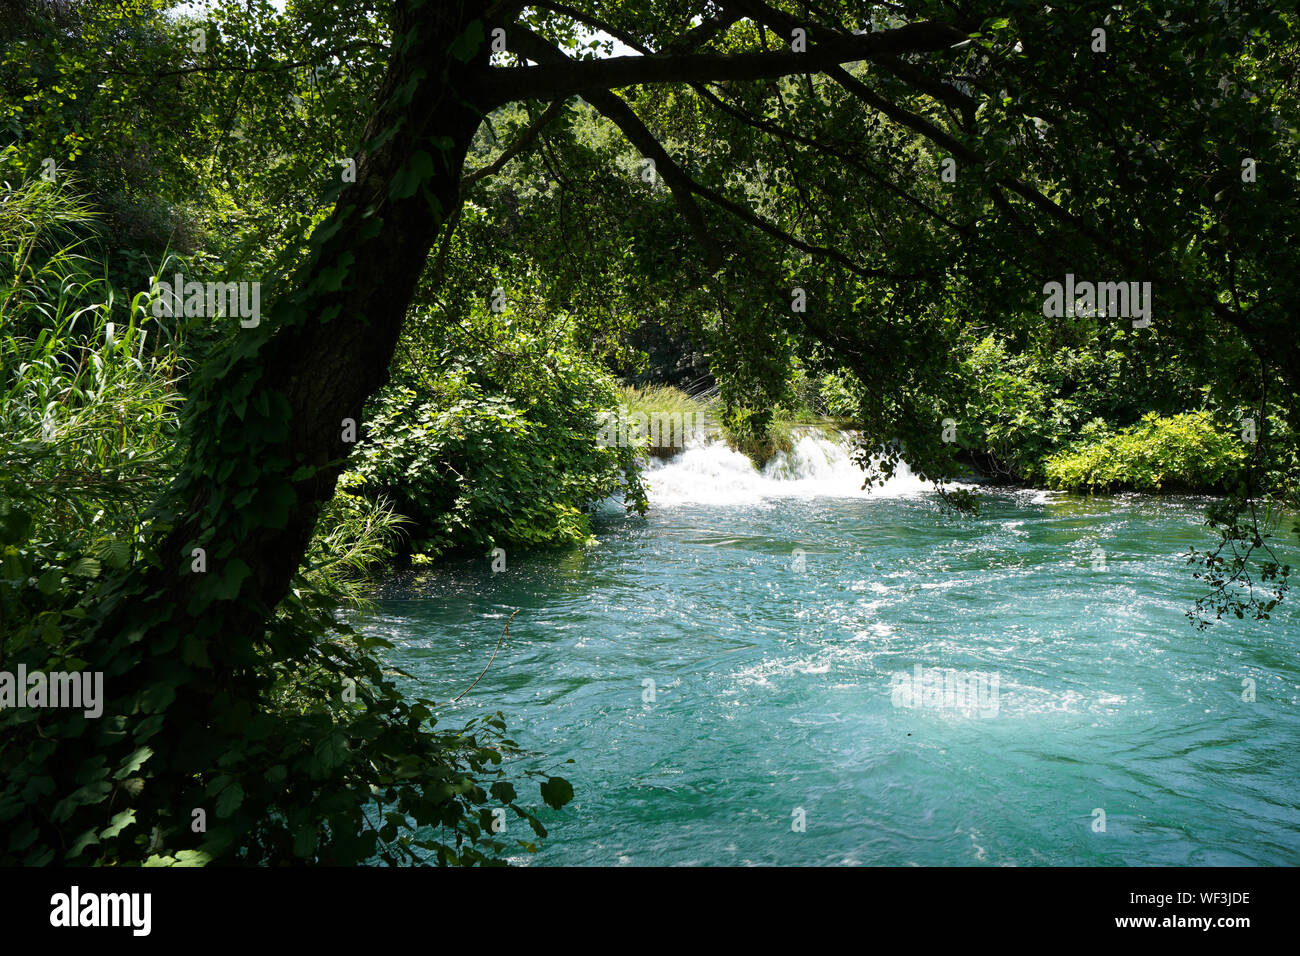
[642,430,932,505]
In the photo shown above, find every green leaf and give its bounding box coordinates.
[293,825,317,859]
[66,830,100,859]
[390,150,435,200]
[314,732,350,773]
[490,781,517,804]
[21,776,54,802]
[100,809,137,839]
[66,556,100,578]
[1,547,25,581]
[113,746,153,780]
[215,782,244,817]
[539,776,573,810]
[448,20,485,62]
[212,559,251,600]
[182,634,212,668]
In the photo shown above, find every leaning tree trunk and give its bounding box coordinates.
[141,1,489,643]
[55,0,492,857]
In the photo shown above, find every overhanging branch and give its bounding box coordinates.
[508,28,724,270]
[460,100,566,189]
[479,20,968,107]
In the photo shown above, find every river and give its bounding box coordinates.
[367,433,1300,865]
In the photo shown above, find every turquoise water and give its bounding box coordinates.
[368,445,1300,866]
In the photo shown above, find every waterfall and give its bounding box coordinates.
[640,429,932,505]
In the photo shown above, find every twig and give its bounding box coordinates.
[450,609,517,703]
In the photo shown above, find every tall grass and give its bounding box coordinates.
[0,176,401,605]
[0,177,186,556]
[302,488,408,607]
[616,384,718,420]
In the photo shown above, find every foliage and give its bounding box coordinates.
[1043,412,1248,494]
[0,179,186,672]
[958,335,1071,483]
[1186,496,1293,629]
[818,369,862,421]
[348,299,647,560]
[5,0,1300,871]
[0,178,572,866]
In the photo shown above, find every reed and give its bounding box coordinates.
[0,177,186,552]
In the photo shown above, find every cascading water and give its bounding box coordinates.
[641,429,932,505]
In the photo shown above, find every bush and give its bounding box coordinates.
[348,305,647,560]
[1044,412,1248,493]
[818,369,862,420]
[961,335,1077,482]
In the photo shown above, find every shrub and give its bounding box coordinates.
[1044,412,1248,493]
[818,369,862,420]
[349,305,647,560]
[961,335,1076,482]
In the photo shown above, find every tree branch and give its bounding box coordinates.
[698,81,970,235]
[665,9,744,53]
[479,20,969,107]
[677,171,927,281]
[723,0,976,115]
[460,99,566,189]
[532,1,653,54]
[508,29,724,270]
